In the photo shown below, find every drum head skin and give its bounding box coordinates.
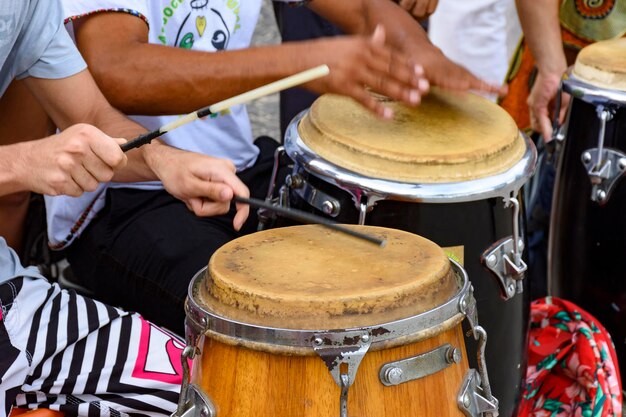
[574,38,626,91]
[297,89,524,183]
[200,225,457,330]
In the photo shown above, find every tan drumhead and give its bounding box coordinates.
[297,88,524,183]
[198,225,458,330]
[573,38,626,90]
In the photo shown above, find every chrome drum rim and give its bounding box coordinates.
[284,110,537,204]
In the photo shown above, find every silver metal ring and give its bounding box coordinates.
[563,71,626,107]
[284,110,537,203]
[186,260,472,349]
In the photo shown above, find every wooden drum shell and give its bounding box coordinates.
[193,325,469,417]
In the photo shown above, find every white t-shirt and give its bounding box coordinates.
[46,0,266,248]
[428,0,522,102]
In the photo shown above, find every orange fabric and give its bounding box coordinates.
[500,28,591,131]
[9,409,64,417]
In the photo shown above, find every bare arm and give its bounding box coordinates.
[23,70,160,183]
[517,0,566,76]
[72,11,427,119]
[22,70,250,228]
[308,0,505,94]
[516,0,568,138]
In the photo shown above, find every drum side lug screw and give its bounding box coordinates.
[361,334,370,342]
[463,393,471,409]
[485,255,497,268]
[313,337,323,346]
[507,283,516,297]
[322,200,340,216]
[619,158,626,171]
[384,367,404,385]
[582,152,592,164]
[446,347,461,364]
[285,174,304,189]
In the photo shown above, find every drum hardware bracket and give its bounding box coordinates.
[258,146,287,231]
[457,326,499,417]
[581,148,626,205]
[458,282,479,338]
[287,173,342,217]
[313,330,372,417]
[312,330,372,388]
[481,197,527,300]
[174,313,211,417]
[579,105,623,205]
[378,343,461,386]
[173,383,217,417]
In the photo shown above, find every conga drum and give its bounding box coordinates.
[263,89,537,417]
[178,225,498,417]
[549,38,626,378]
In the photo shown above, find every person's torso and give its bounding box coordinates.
[132,0,263,171]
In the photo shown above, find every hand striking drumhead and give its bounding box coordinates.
[574,38,626,91]
[297,88,524,183]
[199,225,457,329]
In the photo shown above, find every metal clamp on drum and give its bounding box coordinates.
[580,106,626,204]
[312,331,372,417]
[287,173,342,217]
[457,326,499,417]
[378,343,462,386]
[481,197,527,300]
[174,316,216,417]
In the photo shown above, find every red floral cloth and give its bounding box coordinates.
[519,297,622,417]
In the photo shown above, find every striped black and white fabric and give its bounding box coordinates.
[0,276,183,417]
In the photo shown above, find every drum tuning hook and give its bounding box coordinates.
[480,197,527,300]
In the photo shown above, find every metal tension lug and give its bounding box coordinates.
[312,331,372,388]
[481,237,527,300]
[288,174,342,217]
[379,343,461,386]
[458,285,479,337]
[174,384,217,417]
[581,148,626,205]
[457,370,499,417]
[313,331,371,417]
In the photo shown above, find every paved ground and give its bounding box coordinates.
[248,0,282,141]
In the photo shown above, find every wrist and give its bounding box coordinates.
[0,141,32,195]
[141,140,170,176]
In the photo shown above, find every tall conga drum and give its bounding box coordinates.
[549,38,626,377]
[263,89,536,417]
[179,225,498,417]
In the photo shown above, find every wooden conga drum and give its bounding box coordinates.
[180,225,498,417]
[550,38,626,378]
[264,89,537,417]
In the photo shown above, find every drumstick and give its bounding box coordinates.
[121,65,330,152]
[233,196,387,248]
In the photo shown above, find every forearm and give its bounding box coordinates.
[309,0,437,55]
[87,104,164,183]
[0,142,30,196]
[83,39,340,115]
[516,0,566,75]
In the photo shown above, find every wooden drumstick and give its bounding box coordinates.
[121,65,330,152]
[233,196,387,248]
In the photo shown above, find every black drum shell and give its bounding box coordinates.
[280,165,530,417]
[549,95,626,378]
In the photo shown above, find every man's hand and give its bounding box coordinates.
[144,144,250,230]
[305,25,429,119]
[527,71,569,140]
[395,0,438,20]
[418,48,508,96]
[14,123,127,196]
